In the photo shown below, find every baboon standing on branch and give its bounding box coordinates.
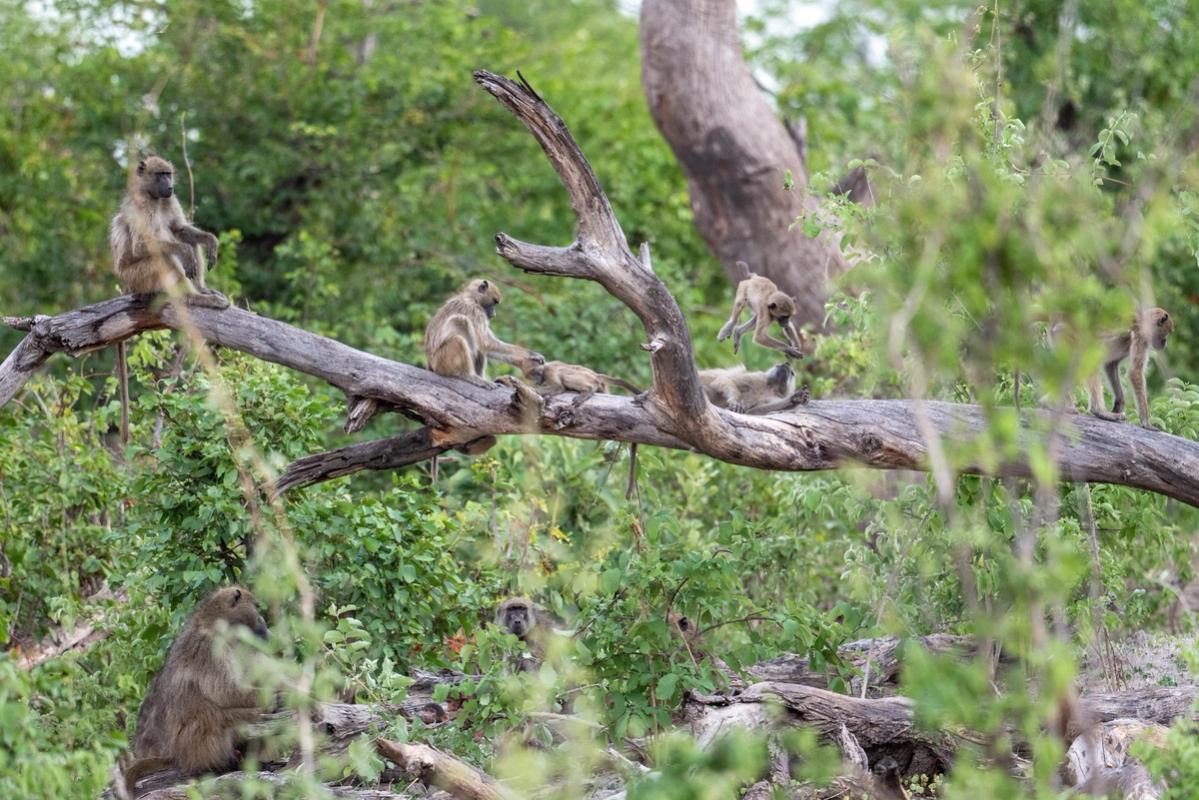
[1085,307,1174,430]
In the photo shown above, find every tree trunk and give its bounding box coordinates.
[640,0,848,324]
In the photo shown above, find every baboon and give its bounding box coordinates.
[423,279,543,385]
[1085,307,1174,430]
[871,757,909,799]
[496,596,537,640]
[121,586,269,797]
[495,597,543,672]
[416,702,448,725]
[110,155,226,307]
[109,155,226,444]
[716,266,805,359]
[519,359,641,407]
[668,612,705,658]
[699,363,809,414]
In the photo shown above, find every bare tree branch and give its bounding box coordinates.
[4,73,1199,507]
[474,70,710,425]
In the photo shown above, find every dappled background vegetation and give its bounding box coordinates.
[3,0,1199,797]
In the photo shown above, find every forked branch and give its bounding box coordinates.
[2,73,1199,506]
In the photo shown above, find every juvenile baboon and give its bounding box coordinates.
[423,279,543,385]
[110,155,226,308]
[1084,307,1174,429]
[871,757,909,799]
[519,359,641,407]
[109,155,226,444]
[121,586,269,797]
[699,363,808,414]
[717,266,805,359]
[495,596,543,672]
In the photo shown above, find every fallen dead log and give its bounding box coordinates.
[748,634,981,696]
[15,584,125,669]
[136,772,408,800]
[1075,686,1199,738]
[375,739,515,800]
[686,678,1199,787]
[1066,719,1167,800]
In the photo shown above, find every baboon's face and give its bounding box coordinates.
[138,157,176,200]
[765,291,797,324]
[1142,307,1174,350]
[466,278,503,319]
[766,362,795,396]
[498,600,533,638]
[219,586,269,639]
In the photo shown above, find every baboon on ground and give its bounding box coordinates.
[871,757,910,799]
[699,362,809,414]
[120,586,269,797]
[716,265,805,359]
[495,596,545,672]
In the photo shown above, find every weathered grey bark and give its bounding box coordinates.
[375,739,515,800]
[686,680,1198,788]
[6,285,1199,505]
[640,0,849,324]
[1072,686,1199,739]
[748,634,979,696]
[5,73,1199,507]
[1066,719,1166,800]
[137,774,407,800]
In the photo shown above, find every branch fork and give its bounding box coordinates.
[2,71,1199,505]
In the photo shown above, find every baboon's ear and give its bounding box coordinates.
[767,301,778,312]
[231,589,242,606]
[478,280,489,292]
[137,160,146,175]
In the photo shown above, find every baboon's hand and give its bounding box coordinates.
[788,387,811,406]
[727,401,745,414]
[205,237,219,266]
[1140,421,1160,432]
[782,346,803,359]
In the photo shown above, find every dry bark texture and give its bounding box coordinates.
[3,72,1199,507]
[640,0,849,323]
[91,645,1194,799]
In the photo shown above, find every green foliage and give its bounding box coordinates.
[3,1,1199,799]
